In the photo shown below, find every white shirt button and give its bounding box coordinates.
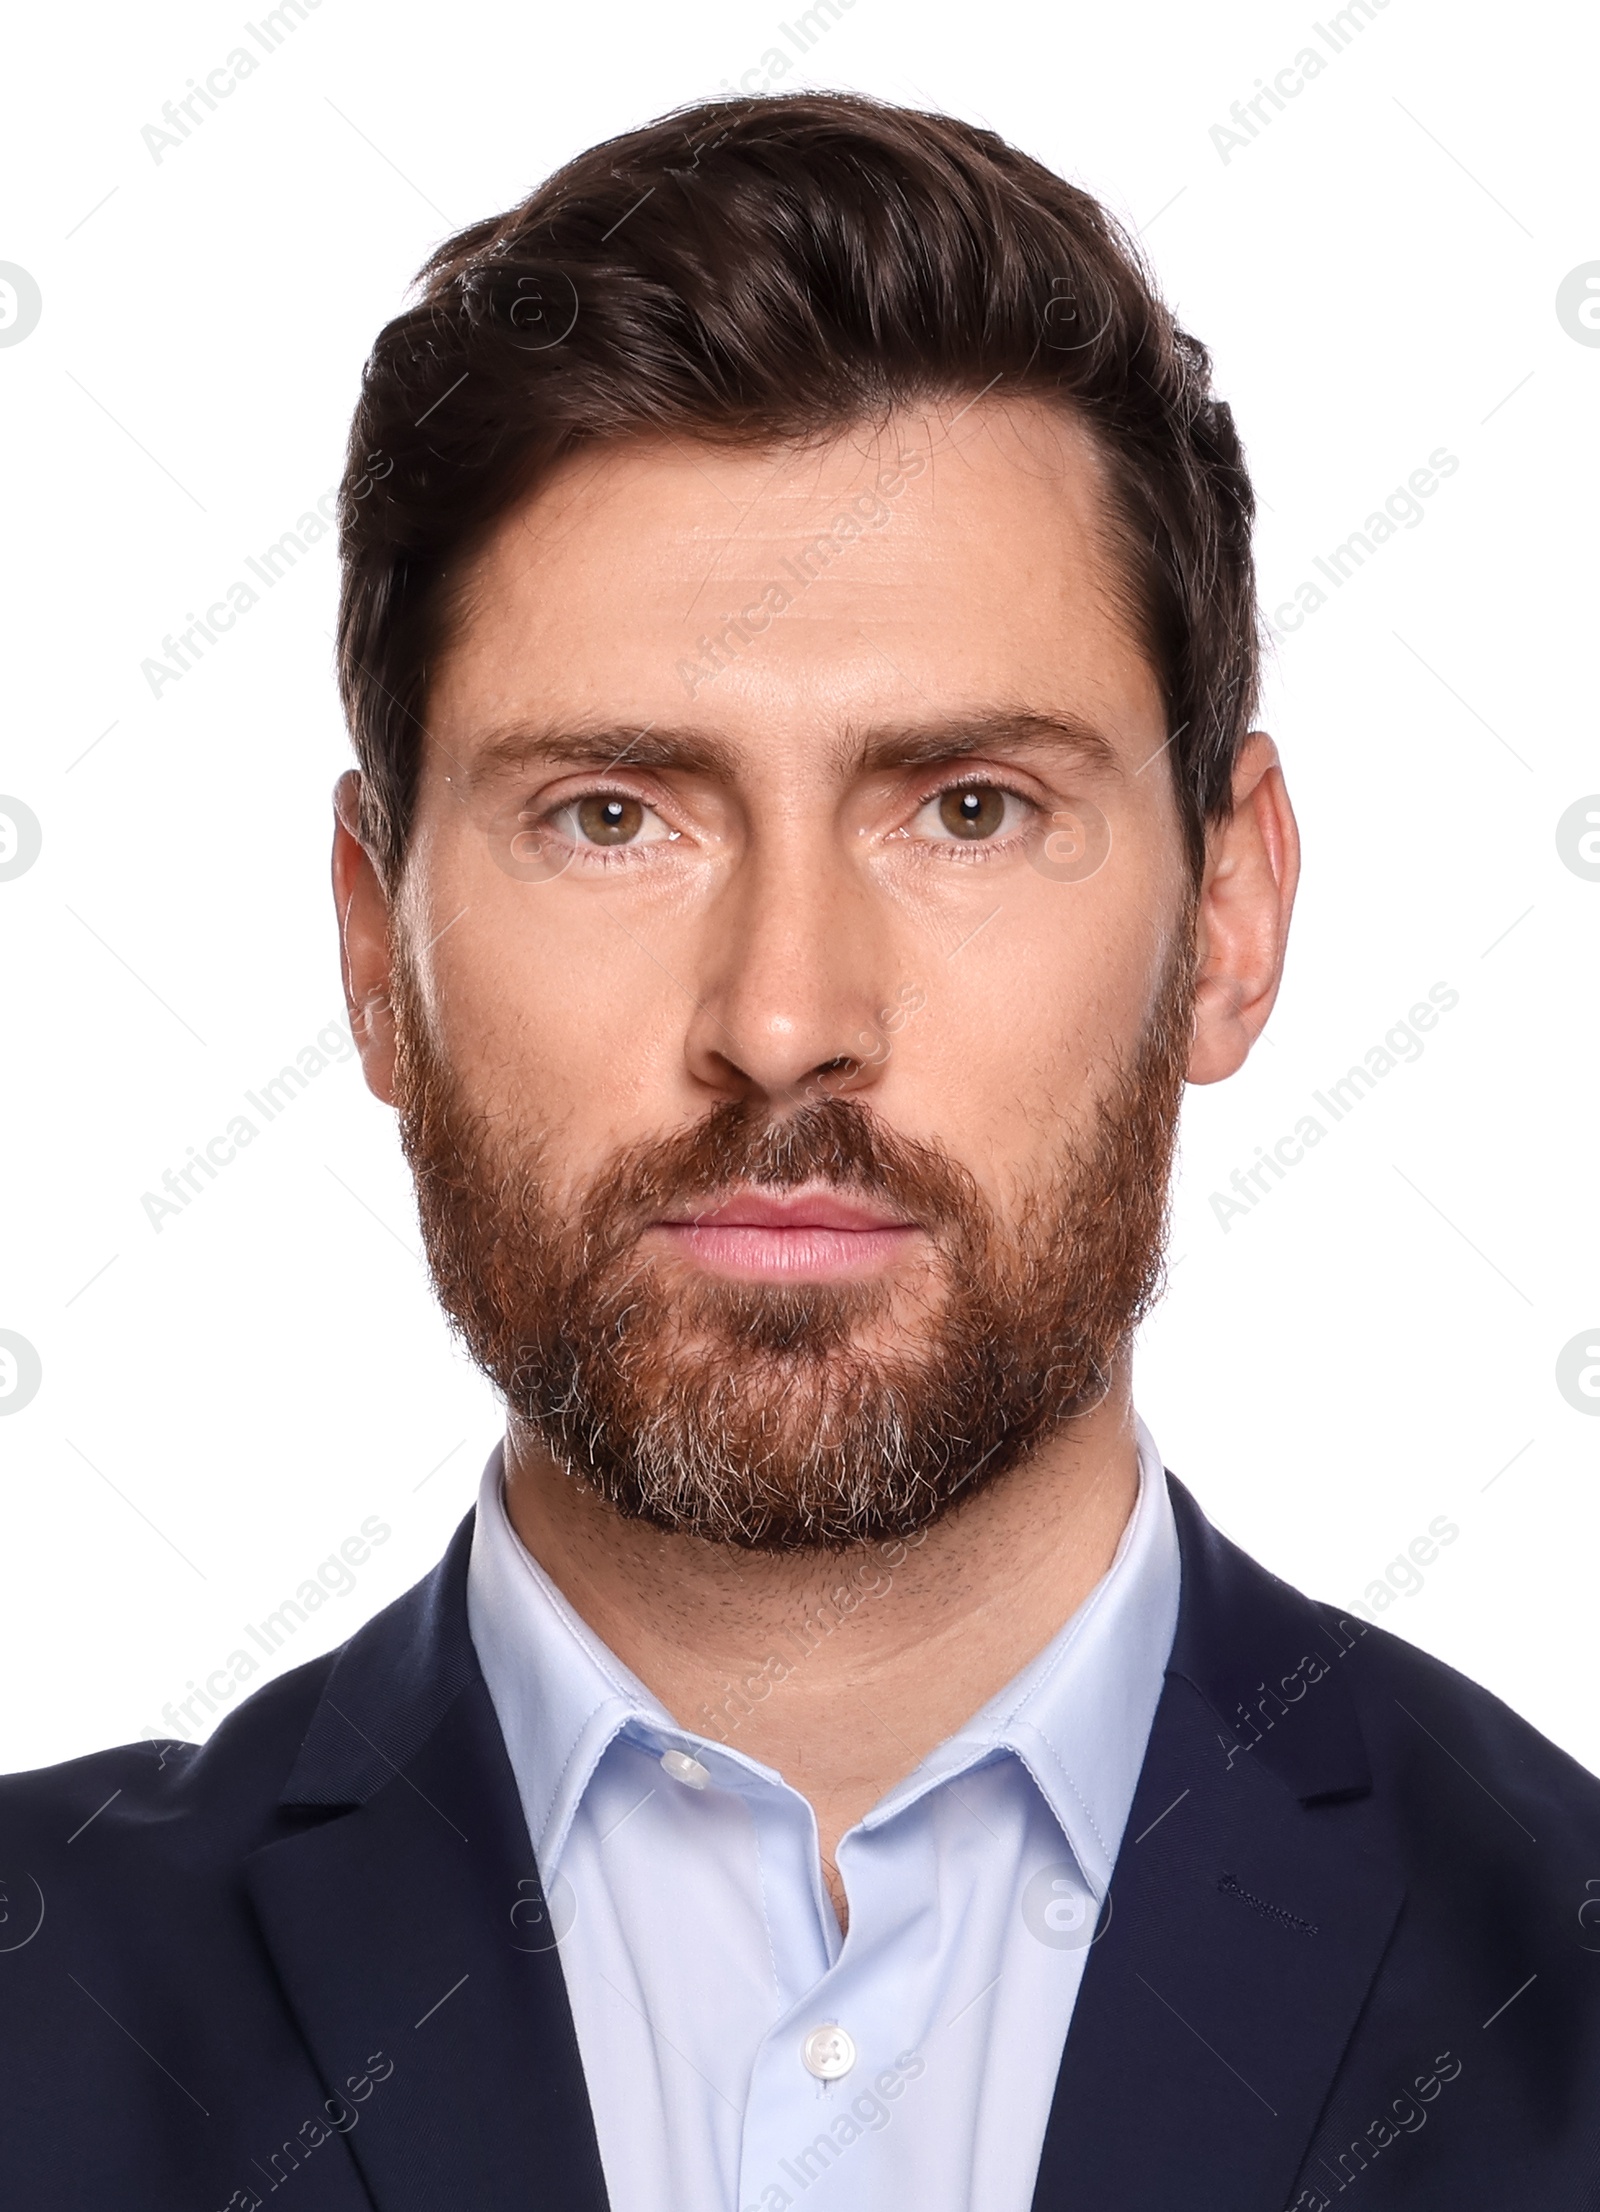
[802,2023,857,2080]
[659,1748,710,1789]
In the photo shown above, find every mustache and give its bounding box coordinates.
[579,1095,980,1258]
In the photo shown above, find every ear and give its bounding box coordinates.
[332,771,400,1106]
[1188,732,1300,1086]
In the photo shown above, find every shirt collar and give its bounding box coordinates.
[467,1445,678,1875]
[468,1421,1180,1894]
[858,1419,1181,1895]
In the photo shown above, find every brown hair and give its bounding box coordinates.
[337,90,1259,886]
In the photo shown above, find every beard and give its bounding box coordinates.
[390,938,1194,1551]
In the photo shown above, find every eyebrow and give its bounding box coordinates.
[457,706,1123,787]
[844,709,1122,778]
[459,722,740,788]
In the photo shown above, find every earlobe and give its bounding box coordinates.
[1186,732,1299,1088]
[331,772,401,1106]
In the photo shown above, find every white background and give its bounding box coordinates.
[2,0,1596,1774]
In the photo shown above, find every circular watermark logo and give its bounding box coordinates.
[1041,277,1112,353]
[0,1332,41,1416]
[1556,1330,1600,1415]
[0,1870,45,1954]
[1021,1863,1112,1949]
[487,802,575,884]
[0,797,42,882]
[1029,800,1111,883]
[1578,1879,1600,1953]
[1555,262,1600,348]
[506,269,579,351]
[509,1870,576,1951]
[1555,796,1600,882]
[0,265,42,349]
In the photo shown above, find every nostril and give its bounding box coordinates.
[783,1056,863,1110]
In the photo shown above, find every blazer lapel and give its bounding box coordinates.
[1031,1478,1406,2211]
[243,1516,609,2212]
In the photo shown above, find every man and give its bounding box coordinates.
[2,90,1597,2212]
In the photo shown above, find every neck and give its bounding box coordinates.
[500,1370,1143,1908]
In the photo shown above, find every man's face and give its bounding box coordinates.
[346,401,1240,1546]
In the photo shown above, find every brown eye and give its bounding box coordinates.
[575,794,644,845]
[938,786,1006,840]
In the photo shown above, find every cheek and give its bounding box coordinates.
[925,874,1169,1069]
[421,869,683,1134]
[913,872,1176,1180]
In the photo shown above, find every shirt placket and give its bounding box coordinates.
[726,1764,876,2211]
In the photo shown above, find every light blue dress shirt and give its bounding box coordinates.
[466,1421,1181,2212]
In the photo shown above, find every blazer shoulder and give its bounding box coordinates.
[1165,1473,1600,1851]
[1314,1597,1600,1839]
[0,1511,479,1859]
[0,1640,341,1856]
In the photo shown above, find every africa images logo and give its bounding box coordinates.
[0,265,42,348]
[1555,263,1600,348]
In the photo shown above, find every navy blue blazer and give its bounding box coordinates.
[3,1476,1599,2209]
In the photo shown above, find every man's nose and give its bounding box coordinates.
[682,840,898,1108]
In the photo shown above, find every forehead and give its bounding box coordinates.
[424,399,1166,766]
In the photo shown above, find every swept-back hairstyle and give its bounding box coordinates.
[337,90,1258,884]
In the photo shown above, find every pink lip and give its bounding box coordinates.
[651,1185,919,1280]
